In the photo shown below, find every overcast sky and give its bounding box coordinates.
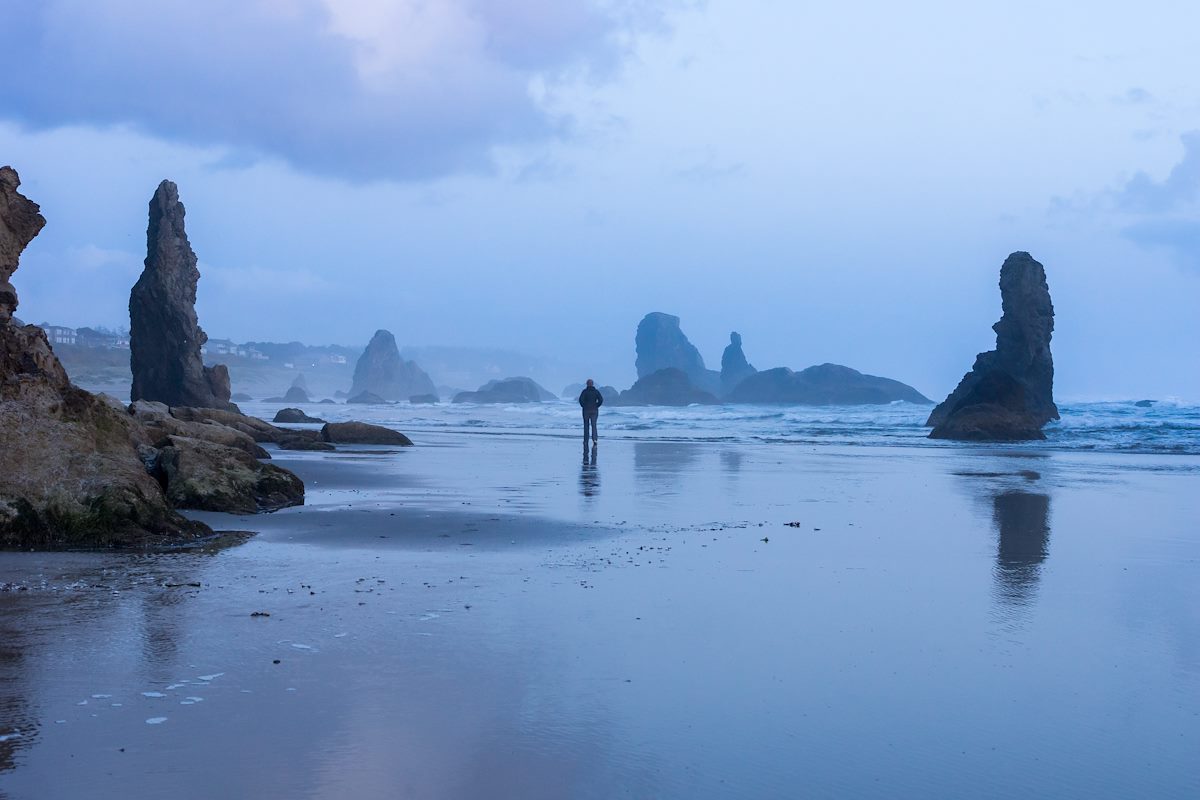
[2,0,1198,400]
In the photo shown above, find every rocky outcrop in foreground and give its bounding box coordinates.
[927,252,1058,440]
[349,330,436,401]
[129,181,236,411]
[635,313,721,394]
[615,368,719,406]
[0,170,207,547]
[2,172,420,549]
[728,364,931,405]
[452,377,555,404]
[720,332,757,395]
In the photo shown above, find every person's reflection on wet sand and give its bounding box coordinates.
[993,491,1051,611]
[580,444,599,498]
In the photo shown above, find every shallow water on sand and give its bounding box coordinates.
[1,430,1198,799]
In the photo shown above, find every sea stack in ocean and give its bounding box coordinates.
[635,312,721,394]
[927,252,1058,440]
[129,180,236,411]
[720,332,757,395]
[349,329,436,401]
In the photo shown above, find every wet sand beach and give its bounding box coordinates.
[2,430,1198,799]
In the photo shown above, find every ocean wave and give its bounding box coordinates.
[243,400,1200,456]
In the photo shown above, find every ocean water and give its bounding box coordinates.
[260,398,1200,456]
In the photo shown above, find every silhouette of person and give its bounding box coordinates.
[578,379,603,444]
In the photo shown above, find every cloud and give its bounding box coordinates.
[1111,131,1200,271]
[0,0,684,182]
[1117,131,1200,213]
[1112,87,1154,106]
[1122,219,1200,272]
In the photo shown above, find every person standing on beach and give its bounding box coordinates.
[578,379,603,444]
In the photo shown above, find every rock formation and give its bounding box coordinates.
[129,181,235,410]
[349,329,436,401]
[452,377,556,404]
[1,170,310,549]
[927,252,1058,440]
[728,364,931,405]
[635,313,721,394]
[282,374,310,403]
[409,393,439,404]
[0,167,45,324]
[273,407,325,424]
[0,171,200,546]
[615,368,719,406]
[321,421,413,446]
[720,332,757,396]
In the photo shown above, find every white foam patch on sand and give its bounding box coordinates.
[197,673,224,681]
[145,717,168,725]
[141,692,166,698]
[166,683,187,690]
[0,733,21,742]
[291,643,314,650]
[91,694,112,699]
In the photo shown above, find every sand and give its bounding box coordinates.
[1,431,1198,799]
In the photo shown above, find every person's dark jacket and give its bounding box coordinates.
[578,386,604,413]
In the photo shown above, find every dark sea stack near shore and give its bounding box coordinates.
[283,374,310,403]
[635,312,721,393]
[720,332,757,395]
[273,407,325,424]
[0,169,208,548]
[452,377,555,404]
[729,363,931,405]
[129,180,236,411]
[616,367,719,406]
[350,329,436,401]
[928,252,1058,441]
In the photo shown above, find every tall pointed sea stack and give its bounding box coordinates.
[349,329,436,401]
[129,180,235,410]
[927,252,1058,440]
[720,331,757,395]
